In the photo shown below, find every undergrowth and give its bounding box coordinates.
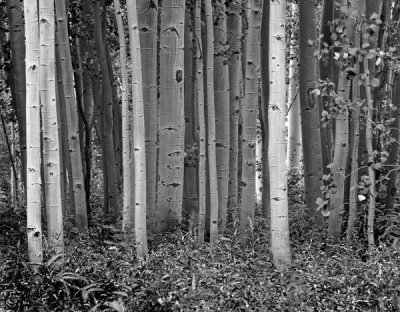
[1,170,400,311]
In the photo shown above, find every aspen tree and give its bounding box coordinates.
[226,1,242,220]
[194,0,206,244]
[240,0,262,246]
[205,0,219,243]
[39,0,64,252]
[114,0,132,230]
[346,0,361,242]
[260,1,270,220]
[126,0,148,258]
[287,3,302,169]
[94,1,119,221]
[268,0,291,269]
[214,0,230,234]
[157,0,185,231]
[25,0,42,264]
[138,0,158,234]
[299,0,324,226]
[183,7,199,232]
[6,0,26,188]
[55,0,88,232]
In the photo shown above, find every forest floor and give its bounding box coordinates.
[1,205,400,312]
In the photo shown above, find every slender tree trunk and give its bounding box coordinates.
[114,0,132,230]
[157,0,185,231]
[214,0,230,235]
[55,0,88,232]
[183,6,199,232]
[299,0,324,226]
[94,0,119,221]
[25,1,42,264]
[6,0,27,190]
[39,0,64,252]
[126,0,148,259]
[204,0,219,243]
[260,1,270,221]
[194,0,206,244]
[287,3,302,170]
[138,0,158,234]
[240,0,262,246]
[226,1,242,222]
[268,0,291,269]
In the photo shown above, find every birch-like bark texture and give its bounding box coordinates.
[287,3,302,169]
[327,72,349,243]
[183,7,199,232]
[268,0,291,269]
[138,0,158,234]
[226,1,242,220]
[194,0,206,244]
[157,0,185,232]
[240,0,262,246]
[346,0,361,242]
[6,0,27,189]
[94,1,119,221]
[25,1,42,264]
[39,0,64,251]
[114,0,132,231]
[55,0,88,232]
[126,0,148,259]
[299,0,324,226]
[214,0,230,234]
[364,58,376,251]
[205,0,219,243]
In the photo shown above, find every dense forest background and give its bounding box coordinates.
[1,0,400,311]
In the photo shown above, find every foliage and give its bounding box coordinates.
[2,201,400,311]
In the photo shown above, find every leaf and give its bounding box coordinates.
[358,194,366,202]
[315,197,324,206]
[371,78,380,88]
[321,208,331,217]
[104,301,126,312]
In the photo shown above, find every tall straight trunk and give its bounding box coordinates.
[384,1,400,212]
[226,1,242,221]
[205,0,219,243]
[94,0,119,221]
[6,0,27,190]
[299,0,324,226]
[157,0,185,231]
[55,0,88,232]
[240,0,262,246]
[260,1,270,220]
[9,123,17,208]
[346,0,361,242]
[183,7,199,231]
[364,58,376,251]
[39,0,64,251]
[268,0,291,269]
[194,0,206,244]
[114,0,132,230]
[25,1,42,264]
[327,72,349,243]
[138,0,158,234]
[287,3,301,169]
[214,0,230,235]
[126,0,148,259]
